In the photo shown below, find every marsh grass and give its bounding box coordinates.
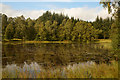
[2,61,118,78]
[2,41,73,45]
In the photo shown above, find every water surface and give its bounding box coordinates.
[2,42,115,69]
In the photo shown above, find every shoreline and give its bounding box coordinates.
[2,39,111,44]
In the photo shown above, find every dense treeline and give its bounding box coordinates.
[93,16,114,39]
[1,11,114,42]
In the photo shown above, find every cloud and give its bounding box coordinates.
[50,7,111,21]
[0,3,112,21]
[2,0,73,2]
[0,3,46,19]
[2,0,113,2]
[1,0,104,2]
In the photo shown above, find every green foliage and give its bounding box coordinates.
[111,8,120,50]
[39,11,68,25]
[5,23,14,40]
[2,11,113,42]
[72,21,102,42]
[25,18,36,40]
[2,14,8,38]
[57,19,67,41]
[93,16,113,39]
[14,16,26,39]
[100,0,120,50]
[59,19,73,40]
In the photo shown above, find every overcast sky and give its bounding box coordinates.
[0,1,112,21]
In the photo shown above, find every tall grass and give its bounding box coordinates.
[2,61,118,78]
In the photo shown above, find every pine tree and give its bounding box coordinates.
[2,14,8,38]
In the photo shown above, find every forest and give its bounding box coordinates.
[1,0,120,78]
[1,11,114,42]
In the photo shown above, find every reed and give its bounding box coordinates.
[2,61,118,78]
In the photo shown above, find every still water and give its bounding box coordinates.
[2,42,115,69]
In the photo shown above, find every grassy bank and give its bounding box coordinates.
[2,61,118,78]
[2,39,111,44]
[95,39,111,43]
